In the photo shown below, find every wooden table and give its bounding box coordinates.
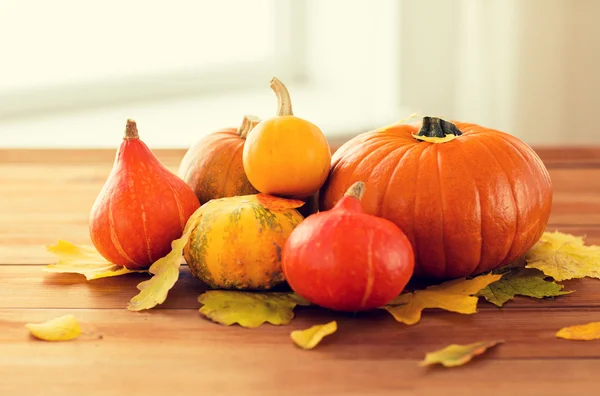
[2,147,600,396]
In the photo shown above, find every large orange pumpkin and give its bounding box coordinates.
[178,115,260,204]
[320,116,553,280]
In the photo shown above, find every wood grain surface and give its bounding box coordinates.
[1,147,600,396]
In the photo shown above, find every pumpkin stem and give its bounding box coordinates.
[124,119,139,139]
[344,182,366,201]
[238,115,262,139]
[270,77,293,116]
[416,116,462,139]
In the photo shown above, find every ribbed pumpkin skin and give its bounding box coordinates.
[319,120,553,280]
[90,138,201,269]
[183,194,304,290]
[178,129,258,204]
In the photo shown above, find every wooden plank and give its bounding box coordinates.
[1,163,599,264]
[0,148,186,166]
[531,146,600,167]
[1,308,600,396]
[1,265,599,310]
[1,146,599,167]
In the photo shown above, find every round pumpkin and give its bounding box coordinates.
[183,193,304,290]
[242,77,331,199]
[178,115,260,204]
[320,116,553,280]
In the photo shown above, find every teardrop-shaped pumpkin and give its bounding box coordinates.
[320,116,553,280]
[89,120,201,270]
[183,194,305,290]
[178,115,260,203]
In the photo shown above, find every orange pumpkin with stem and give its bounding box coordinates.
[178,115,260,204]
[242,77,331,199]
[320,116,553,280]
[90,119,201,270]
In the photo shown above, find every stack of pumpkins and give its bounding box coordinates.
[88,77,553,312]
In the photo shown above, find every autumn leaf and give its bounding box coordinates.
[127,208,204,311]
[384,273,502,325]
[420,340,504,368]
[291,321,337,350]
[26,314,82,341]
[556,322,600,341]
[198,291,311,328]
[477,268,573,307]
[256,193,305,211]
[44,240,143,280]
[524,231,600,281]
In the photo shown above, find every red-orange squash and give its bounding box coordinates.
[90,120,201,269]
[178,115,260,204]
[320,116,553,280]
[282,182,415,312]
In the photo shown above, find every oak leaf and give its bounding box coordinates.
[420,340,504,368]
[477,268,573,307]
[291,321,337,350]
[26,314,82,341]
[556,322,600,341]
[524,231,600,281]
[198,291,311,328]
[384,273,502,325]
[44,240,142,280]
[127,208,204,311]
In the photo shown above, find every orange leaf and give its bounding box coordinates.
[556,322,600,341]
[256,194,305,211]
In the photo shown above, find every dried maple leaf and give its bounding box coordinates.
[420,340,504,368]
[44,240,143,280]
[26,314,82,341]
[127,208,204,311]
[198,291,311,328]
[291,321,337,350]
[524,231,600,281]
[384,273,502,325]
[477,268,573,307]
[556,322,600,341]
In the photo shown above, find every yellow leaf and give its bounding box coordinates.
[44,240,142,280]
[524,231,600,281]
[198,291,311,328]
[477,267,573,307]
[25,314,82,341]
[420,340,504,368]
[384,273,502,325]
[291,321,338,350]
[127,208,204,311]
[556,322,600,341]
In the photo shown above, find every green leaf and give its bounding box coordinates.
[477,267,573,307]
[198,291,311,328]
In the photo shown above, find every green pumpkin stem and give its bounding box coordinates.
[344,181,366,200]
[417,117,462,139]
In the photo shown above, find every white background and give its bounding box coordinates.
[0,0,598,148]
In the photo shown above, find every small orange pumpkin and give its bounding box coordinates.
[242,77,331,199]
[320,116,553,280]
[178,115,260,204]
